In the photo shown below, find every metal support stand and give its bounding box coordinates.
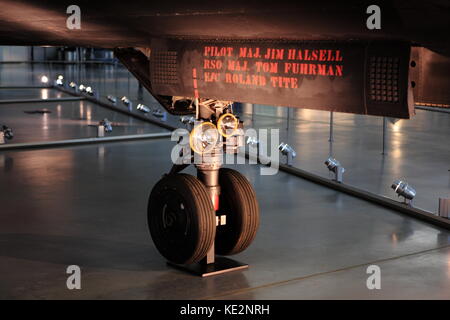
[328,112,334,158]
[333,166,345,183]
[329,112,334,142]
[167,257,248,277]
[403,197,413,207]
[97,125,105,138]
[138,83,143,100]
[329,141,333,158]
[382,117,388,155]
[287,107,290,131]
[286,152,294,166]
[246,137,260,163]
[439,198,450,219]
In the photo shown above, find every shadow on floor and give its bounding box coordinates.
[0,233,165,272]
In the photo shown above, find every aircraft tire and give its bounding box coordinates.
[216,168,260,255]
[147,173,216,265]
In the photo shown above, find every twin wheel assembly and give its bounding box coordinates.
[147,169,259,265]
[147,100,260,271]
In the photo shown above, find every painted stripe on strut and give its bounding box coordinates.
[213,194,220,211]
[192,68,200,99]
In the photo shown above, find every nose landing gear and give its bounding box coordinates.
[147,99,259,276]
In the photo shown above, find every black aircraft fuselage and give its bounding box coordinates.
[0,0,449,117]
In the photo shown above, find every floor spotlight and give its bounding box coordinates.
[55,75,64,86]
[247,136,260,159]
[439,198,450,219]
[153,109,163,117]
[246,136,259,147]
[78,84,86,92]
[85,86,94,95]
[3,126,13,140]
[100,118,112,132]
[69,82,77,89]
[154,109,167,121]
[325,157,345,183]
[97,118,112,138]
[0,125,13,143]
[40,75,49,84]
[121,96,132,111]
[106,95,117,104]
[279,142,296,166]
[137,103,150,113]
[180,116,195,129]
[391,180,416,205]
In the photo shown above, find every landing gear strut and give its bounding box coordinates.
[147,98,259,276]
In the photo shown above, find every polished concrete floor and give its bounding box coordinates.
[1,140,450,299]
[0,88,71,100]
[240,108,450,214]
[0,62,450,299]
[0,93,168,143]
